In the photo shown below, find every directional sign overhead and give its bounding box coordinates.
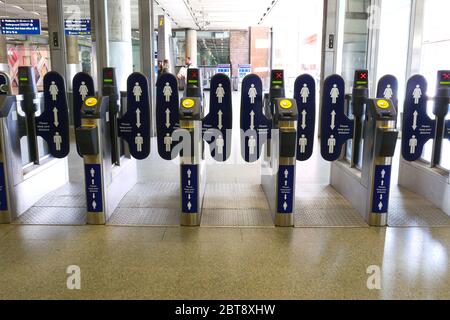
[240,74,272,163]
[118,73,151,160]
[203,73,233,162]
[156,73,179,160]
[294,74,316,162]
[377,75,398,107]
[65,19,91,36]
[320,75,354,162]
[36,71,70,158]
[401,75,435,161]
[0,19,41,35]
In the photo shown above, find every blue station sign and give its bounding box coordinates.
[0,19,41,35]
[65,19,91,36]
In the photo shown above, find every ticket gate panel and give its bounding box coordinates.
[240,74,271,163]
[36,72,70,159]
[401,75,435,161]
[73,72,95,157]
[156,73,180,160]
[203,73,233,162]
[118,72,151,160]
[294,74,316,161]
[321,75,354,162]
[431,70,450,166]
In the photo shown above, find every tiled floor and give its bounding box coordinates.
[0,225,448,299]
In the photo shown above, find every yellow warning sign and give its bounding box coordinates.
[280,99,293,109]
[377,99,390,109]
[85,97,98,107]
[182,99,195,109]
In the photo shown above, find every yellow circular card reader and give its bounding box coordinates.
[182,99,195,109]
[376,99,390,109]
[85,97,98,107]
[280,99,293,109]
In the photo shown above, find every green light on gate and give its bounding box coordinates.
[103,79,113,83]
[356,81,368,85]
[272,81,283,85]
[188,80,198,84]
[20,77,28,81]
[440,81,450,85]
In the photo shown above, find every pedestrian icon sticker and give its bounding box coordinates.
[299,135,308,154]
[331,84,339,104]
[216,83,225,104]
[133,82,142,102]
[79,81,89,101]
[384,85,393,99]
[49,81,58,101]
[163,83,172,102]
[54,132,62,151]
[248,84,257,104]
[413,85,422,104]
[300,84,310,103]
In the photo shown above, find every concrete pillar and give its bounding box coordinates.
[66,36,81,90]
[107,0,133,90]
[186,29,197,66]
[157,15,173,73]
[0,36,8,72]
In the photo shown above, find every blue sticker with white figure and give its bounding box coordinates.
[0,163,8,211]
[277,165,295,214]
[320,75,354,162]
[36,71,70,158]
[118,72,151,160]
[240,74,272,163]
[203,73,233,162]
[371,165,392,214]
[156,73,180,160]
[85,164,103,213]
[181,164,198,214]
[401,75,435,161]
[294,74,316,161]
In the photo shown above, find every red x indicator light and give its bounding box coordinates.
[275,72,283,79]
[360,72,367,79]
[442,73,450,80]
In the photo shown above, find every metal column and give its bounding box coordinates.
[46,0,67,79]
[139,0,156,136]
[90,0,109,94]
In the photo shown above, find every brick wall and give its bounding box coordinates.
[229,30,249,77]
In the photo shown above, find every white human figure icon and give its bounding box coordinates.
[133,82,142,102]
[49,81,58,101]
[409,135,418,154]
[384,84,394,99]
[330,84,340,104]
[79,81,89,101]
[163,83,172,102]
[135,133,144,152]
[300,84,310,103]
[248,135,257,155]
[248,84,257,104]
[53,132,62,151]
[164,133,173,152]
[413,85,422,104]
[216,135,225,155]
[299,134,308,154]
[328,135,336,154]
[216,83,225,104]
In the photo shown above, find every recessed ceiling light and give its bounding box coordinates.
[11,5,24,10]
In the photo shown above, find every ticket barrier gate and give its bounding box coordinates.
[0,67,70,223]
[74,68,151,224]
[240,70,316,226]
[399,70,450,215]
[321,71,399,226]
[156,68,232,226]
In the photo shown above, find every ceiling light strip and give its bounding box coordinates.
[182,0,202,30]
[258,0,280,25]
[154,0,179,26]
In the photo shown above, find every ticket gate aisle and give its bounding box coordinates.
[397,70,450,226]
[0,67,71,224]
[74,68,151,224]
[240,70,316,227]
[156,68,232,226]
[319,70,399,226]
